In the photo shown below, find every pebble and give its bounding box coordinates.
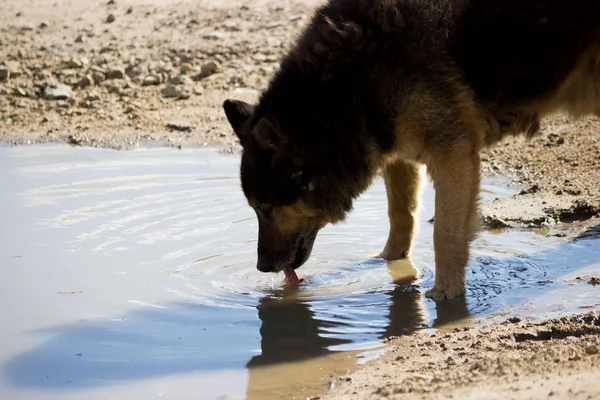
[166,122,192,132]
[62,57,84,69]
[12,87,28,97]
[106,67,125,80]
[585,345,598,355]
[42,83,73,100]
[106,14,116,23]
[161,85,190,99]
[126,65,143,79]
[202,31,222,40]
[0,66,9,81]
[85,92,100,102]
[142,75,161,86]
[180,63,193,74]
[74,34,85,43]
[77,75,93,88]
[167,74,192,85]
[192,62,219,81]
[92,71,106,85]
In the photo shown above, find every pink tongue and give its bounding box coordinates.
[284,267,304,286]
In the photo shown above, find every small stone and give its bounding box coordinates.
[142,75,161,86]
[0,67,9,81]
[585,345,598,355]
[166,122,192,132]
[106,14,116,23]
[104,80,123,94]
[84,92,100,102]
[105,67,125,79]
[180,63,193,74]
[167,74,192,85]
[62,57,84,69]
[43,83,73,100]
[161,85,180,98]
[126,7,133,14]
[177,89,190,100]
[12,87,27,97]
[56,100,71,108]
[193,86,204,96]
[126,65,143,79]
[77,75,93,88]
[74,34,85,43]
[192,62,219,81]
[202,31,221,40]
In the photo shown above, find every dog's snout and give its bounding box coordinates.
[256,258,277,273]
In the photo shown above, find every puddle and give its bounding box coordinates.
[0,145,598,400]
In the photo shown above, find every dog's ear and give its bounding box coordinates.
[223,99,255,141]
[253,117,288,151]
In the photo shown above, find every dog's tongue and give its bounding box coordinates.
[284,267,304,286]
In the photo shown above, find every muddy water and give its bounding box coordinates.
[0,145,598,400]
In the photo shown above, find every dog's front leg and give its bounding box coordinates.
[426,140,481,300]
[380,160,421,260]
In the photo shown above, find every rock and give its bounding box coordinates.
[192,62,219,81]
[177,89,190,100]
[106,14,116,23]
[74,34,85,43]
[43,83,73,100]
[585,345,598,355]
[62,57,84,69]
[180,63,193,74]
[161,85,179,98]
[202,31,222,40]
[12,87,28,97]
[142,75,161,86]
[89,71,104,85]
[166,122,192,132]
[193,86,204,96]
[56,100,71,108]
[126,65,143,79]
[77,75,93,88]
[85,92,100,102]
[5,61,22,78]
[126,7,133,14]
[32,68,51,80]
[167,74,192,85]
[161,85,190,100]
[106,67,125,79]
[103,80,123,94]
[0,66,9,81]
[39,22,48,29]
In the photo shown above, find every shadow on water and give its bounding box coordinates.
[5,229,599,394]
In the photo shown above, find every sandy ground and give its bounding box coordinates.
[1,0,599,399]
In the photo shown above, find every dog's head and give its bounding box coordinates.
[223,99,352,274]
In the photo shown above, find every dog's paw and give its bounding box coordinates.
[425,284,465,301]
[379,248,409,261]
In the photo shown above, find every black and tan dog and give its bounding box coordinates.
[223,0,600,300]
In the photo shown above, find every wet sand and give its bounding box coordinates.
[1,0,599,399]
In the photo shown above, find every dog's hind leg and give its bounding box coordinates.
[426,139,481,300]
[380,160,421,260]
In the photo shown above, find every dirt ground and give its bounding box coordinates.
[1,0,599,399]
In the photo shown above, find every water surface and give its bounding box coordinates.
[0,145,598,400]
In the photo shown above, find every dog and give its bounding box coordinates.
[223,0,600,300]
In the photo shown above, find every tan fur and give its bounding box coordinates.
[380,160,421,260]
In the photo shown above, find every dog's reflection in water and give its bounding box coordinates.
[245,259,470,400]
